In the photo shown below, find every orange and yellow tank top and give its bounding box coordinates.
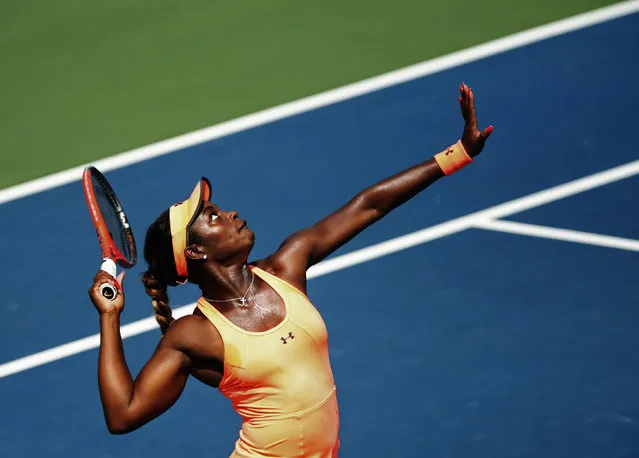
[195,266,337,422]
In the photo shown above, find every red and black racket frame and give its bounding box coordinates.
[82,166,137,299]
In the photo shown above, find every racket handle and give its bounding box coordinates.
[100,259,118,301]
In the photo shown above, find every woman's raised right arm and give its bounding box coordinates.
[89,271,192,434]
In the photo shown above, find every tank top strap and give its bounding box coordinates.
[196,296,250,371]
[250,265,310,305]
[195,296,236,335]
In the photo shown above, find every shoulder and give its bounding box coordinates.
[254,227,314,276]
[164,313,208,335]
[251,258,308,294]
[161,312,224,361]
[251,257,278,275]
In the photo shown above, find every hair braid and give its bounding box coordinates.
[142,270,174,334]
[142,209,183,335]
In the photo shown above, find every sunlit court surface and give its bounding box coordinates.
[1,2,638,458]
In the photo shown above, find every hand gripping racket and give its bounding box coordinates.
[82,166,137,300]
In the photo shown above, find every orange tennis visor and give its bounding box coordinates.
[169,177,211,281]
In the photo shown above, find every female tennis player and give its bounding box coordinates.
[88,83,492,457]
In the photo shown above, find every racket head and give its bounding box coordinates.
[82,166,137,268]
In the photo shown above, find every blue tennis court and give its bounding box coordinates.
[1,12,638,458]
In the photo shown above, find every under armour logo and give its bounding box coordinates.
[445,148,454,155]
[280,332,294,344]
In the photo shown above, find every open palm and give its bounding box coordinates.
[459,83,493,157]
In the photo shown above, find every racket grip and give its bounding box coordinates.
[100,259,118,301]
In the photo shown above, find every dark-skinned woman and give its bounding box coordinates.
[88,83,493,458]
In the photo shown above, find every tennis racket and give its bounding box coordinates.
[82,166,137,301]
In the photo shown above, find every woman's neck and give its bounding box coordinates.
[199,263,254,301]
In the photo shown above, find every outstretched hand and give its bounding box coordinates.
[459,83,493,157]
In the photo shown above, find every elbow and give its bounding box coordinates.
[106,422,132,435]
[105,416,137,435]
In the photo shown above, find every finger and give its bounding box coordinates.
[467,87,476,113]
[93,271,113,284]
[481,125,494,140]
[94,267,116,280]
[92,272,118,290]
[91,278,119,294]
[466,92,478,127]
[116,271,126,288]
[459,84,470,120]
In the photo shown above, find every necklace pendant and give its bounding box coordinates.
[239,297,247,306]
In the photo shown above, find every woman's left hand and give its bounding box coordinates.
[459,83,493,157]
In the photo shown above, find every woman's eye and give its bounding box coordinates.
[210,214,219,222]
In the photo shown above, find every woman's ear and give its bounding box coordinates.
[185,245,206,261]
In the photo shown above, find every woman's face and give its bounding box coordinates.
[187,202,255,264]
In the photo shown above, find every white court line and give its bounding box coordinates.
[0,0,638,206]
[474,219,639,252]
[1,158,638,378]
